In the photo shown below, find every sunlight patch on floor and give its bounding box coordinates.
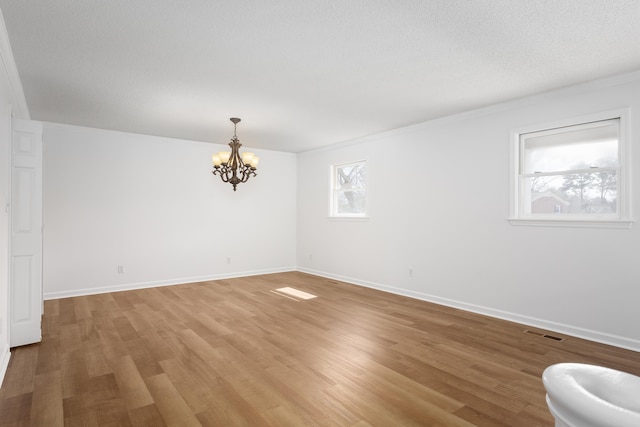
[271,287,317,300]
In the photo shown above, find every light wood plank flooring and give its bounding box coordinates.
[1,272,639,426]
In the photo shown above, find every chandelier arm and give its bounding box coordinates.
[213,166,232,183]
[240,166,256,183]
[238,166,248,183]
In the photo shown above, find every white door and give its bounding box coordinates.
[10,119,43,347]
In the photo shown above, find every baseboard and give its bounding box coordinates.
[297,267,640,353]
[41,265,640,352]
[0,345,10,388]
[44,266,297,300]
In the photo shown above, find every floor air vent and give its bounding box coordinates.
[524,329,565,342]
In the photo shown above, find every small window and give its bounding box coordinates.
[330,160,366,217]
[510,110,632,228]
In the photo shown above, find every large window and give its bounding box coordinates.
[330,160,366,218]
[510,110,632,228]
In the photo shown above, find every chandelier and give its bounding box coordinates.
[211,118,259,191]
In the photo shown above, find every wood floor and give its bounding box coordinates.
[1,272,639,426]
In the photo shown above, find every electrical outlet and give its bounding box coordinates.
[408,268,413,277]
[117,265,124,274]
[309,254,313,261]
[227,257,232,264]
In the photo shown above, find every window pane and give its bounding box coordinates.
[336,190,366,214]
[523,121,618,174]
[335,163,366,191]
[524,171,617,215]
[331,160,367,217]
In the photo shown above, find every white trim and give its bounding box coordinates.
[41,120,271,152]
[0,9,29,119]
[300,70,640,155]
[510,108,630,138]
[297,267,640,352]
[34,263,640,352]
[509,108,633,227]
[1,104,11,389]
[508,218,634,229]
[329,159,367,218]
[327,216,370,221]
[43,266,296,300]
[522,167,618,179]
[0,345,10,388]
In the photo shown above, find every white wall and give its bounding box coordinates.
[43,123,296,298]
[297,72,640,351]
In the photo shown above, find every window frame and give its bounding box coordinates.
[329,160,368,219]
[509,109,633,228]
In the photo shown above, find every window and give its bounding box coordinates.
[330,160,367,218]
[510,110,632,228]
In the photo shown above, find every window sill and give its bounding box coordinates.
[508,218,634,229]
[328,216,370,221]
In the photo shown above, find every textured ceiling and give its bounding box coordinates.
[1,1,639,152]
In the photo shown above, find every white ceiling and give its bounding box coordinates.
[1,1,639,153]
